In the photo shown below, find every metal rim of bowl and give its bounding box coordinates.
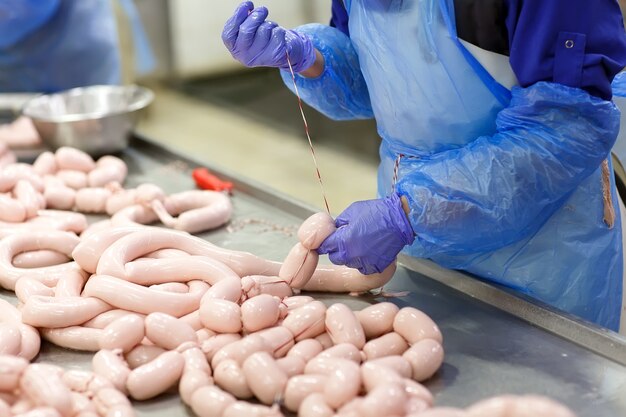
[21,84,154,123]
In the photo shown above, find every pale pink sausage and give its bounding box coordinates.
[125,255,239,286]
[179,369,213,404]
[182,346,210,373]
[10,395,34,415]
[304,263,396,293]
[70,392,96,416]
[358,382,407,417]
[149,282,189,293]
[74,188,111,213]
[56,170,87,190]
[33,152,58,176]
[315,333,333,350]
[241,294,281,333]
[144,312,197,350]
[368,356,412,379]
[283,374,328,412]
[96,155,127,174]
[135,183,166,204]
[21,296,111,328]
[195,328,216,343]
[55,147,95,172]
[201,334,242,362]
[336,397,364,417]
[20,364,73,417]
[34,210,87,234]
[13,250,70,269]
[298,212,336,250]
[110,204,159,227]
[242,351,288,404]
[13,180,44,219]
[0,230,81,290]
[155,190,232,233]
[40,327,103,352]
[190,386,236,417]
[409,408,468,417]
[405,396,431,415]
[43,186,75,211]
[254,326,295,358]
[0,398,10,417]
[61,370,113,396]
[92,349,131,393]
[356,302,399,340]
[181,311,203,331]
[305,357,361,409]
[83,309,137,329]
[222,402,283,417]
[325,304,366,349]
[241,276,293,300]
[13,408,62,417]
[213,359,253,399]
[14,277,54,303]
[15,324,40,361]
[403,379,434,406]
[92,387,133,417]
[100,314,145,353]
[199,298,242,334]
[276,356,305,378]
[202,278,243,303]
[393,307,443,345]
[211,334,270,369]
[402,339,444,382]
[145,248,190,259]
[282,296,314,310]
[362,332,409,360]
[315,343,362,363]
[95,228,281,279]
[72,226,143,274]
[298,393,334,417]
[105,189,137,215]
[278,243,318,289]
[83,275,208,317]
[54,271,87,297]
[0,323,21,355]
[88,166,125,188]
[281,301,326,341]
[360,362,403,393]
[0,194,26,222]
[0,355,28,392]
[0,152,16,169]
[124,345,166,370]
[287,339,324,363]
[465,395,576,417]
[0,163,43,193]
[126,350,184,400]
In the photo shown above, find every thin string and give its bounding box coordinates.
[392,153,404,193]
[285,51,331,215]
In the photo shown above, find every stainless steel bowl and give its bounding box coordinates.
[22,85,154,156]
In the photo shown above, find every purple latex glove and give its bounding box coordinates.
[318,193,416,275]
[222,2,316,73]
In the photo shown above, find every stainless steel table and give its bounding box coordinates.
[1,136,624,417]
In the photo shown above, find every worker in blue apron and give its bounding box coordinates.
[0,0,154,92]
[223,0,626,332]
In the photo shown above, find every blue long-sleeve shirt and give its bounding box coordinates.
[330,0,626,100]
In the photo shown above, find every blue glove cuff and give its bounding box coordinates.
[386,193,416,247]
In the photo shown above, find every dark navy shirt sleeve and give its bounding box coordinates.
[505,0,626,100]
[330,0,350,36]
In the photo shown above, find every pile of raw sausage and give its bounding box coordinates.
[0,145,577,417]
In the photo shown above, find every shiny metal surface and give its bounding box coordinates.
[22,85,153,156]
[1,135,624,417]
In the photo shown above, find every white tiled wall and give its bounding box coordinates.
[169,0,332,78]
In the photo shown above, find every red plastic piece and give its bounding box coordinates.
[192,168,233,193]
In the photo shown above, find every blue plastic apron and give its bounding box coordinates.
[346,0,623,329]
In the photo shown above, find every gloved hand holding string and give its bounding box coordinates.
[222,2,322,76]
[318,193,416,275]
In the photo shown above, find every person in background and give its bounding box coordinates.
[0,0,154,93]
[223,0,626,334]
